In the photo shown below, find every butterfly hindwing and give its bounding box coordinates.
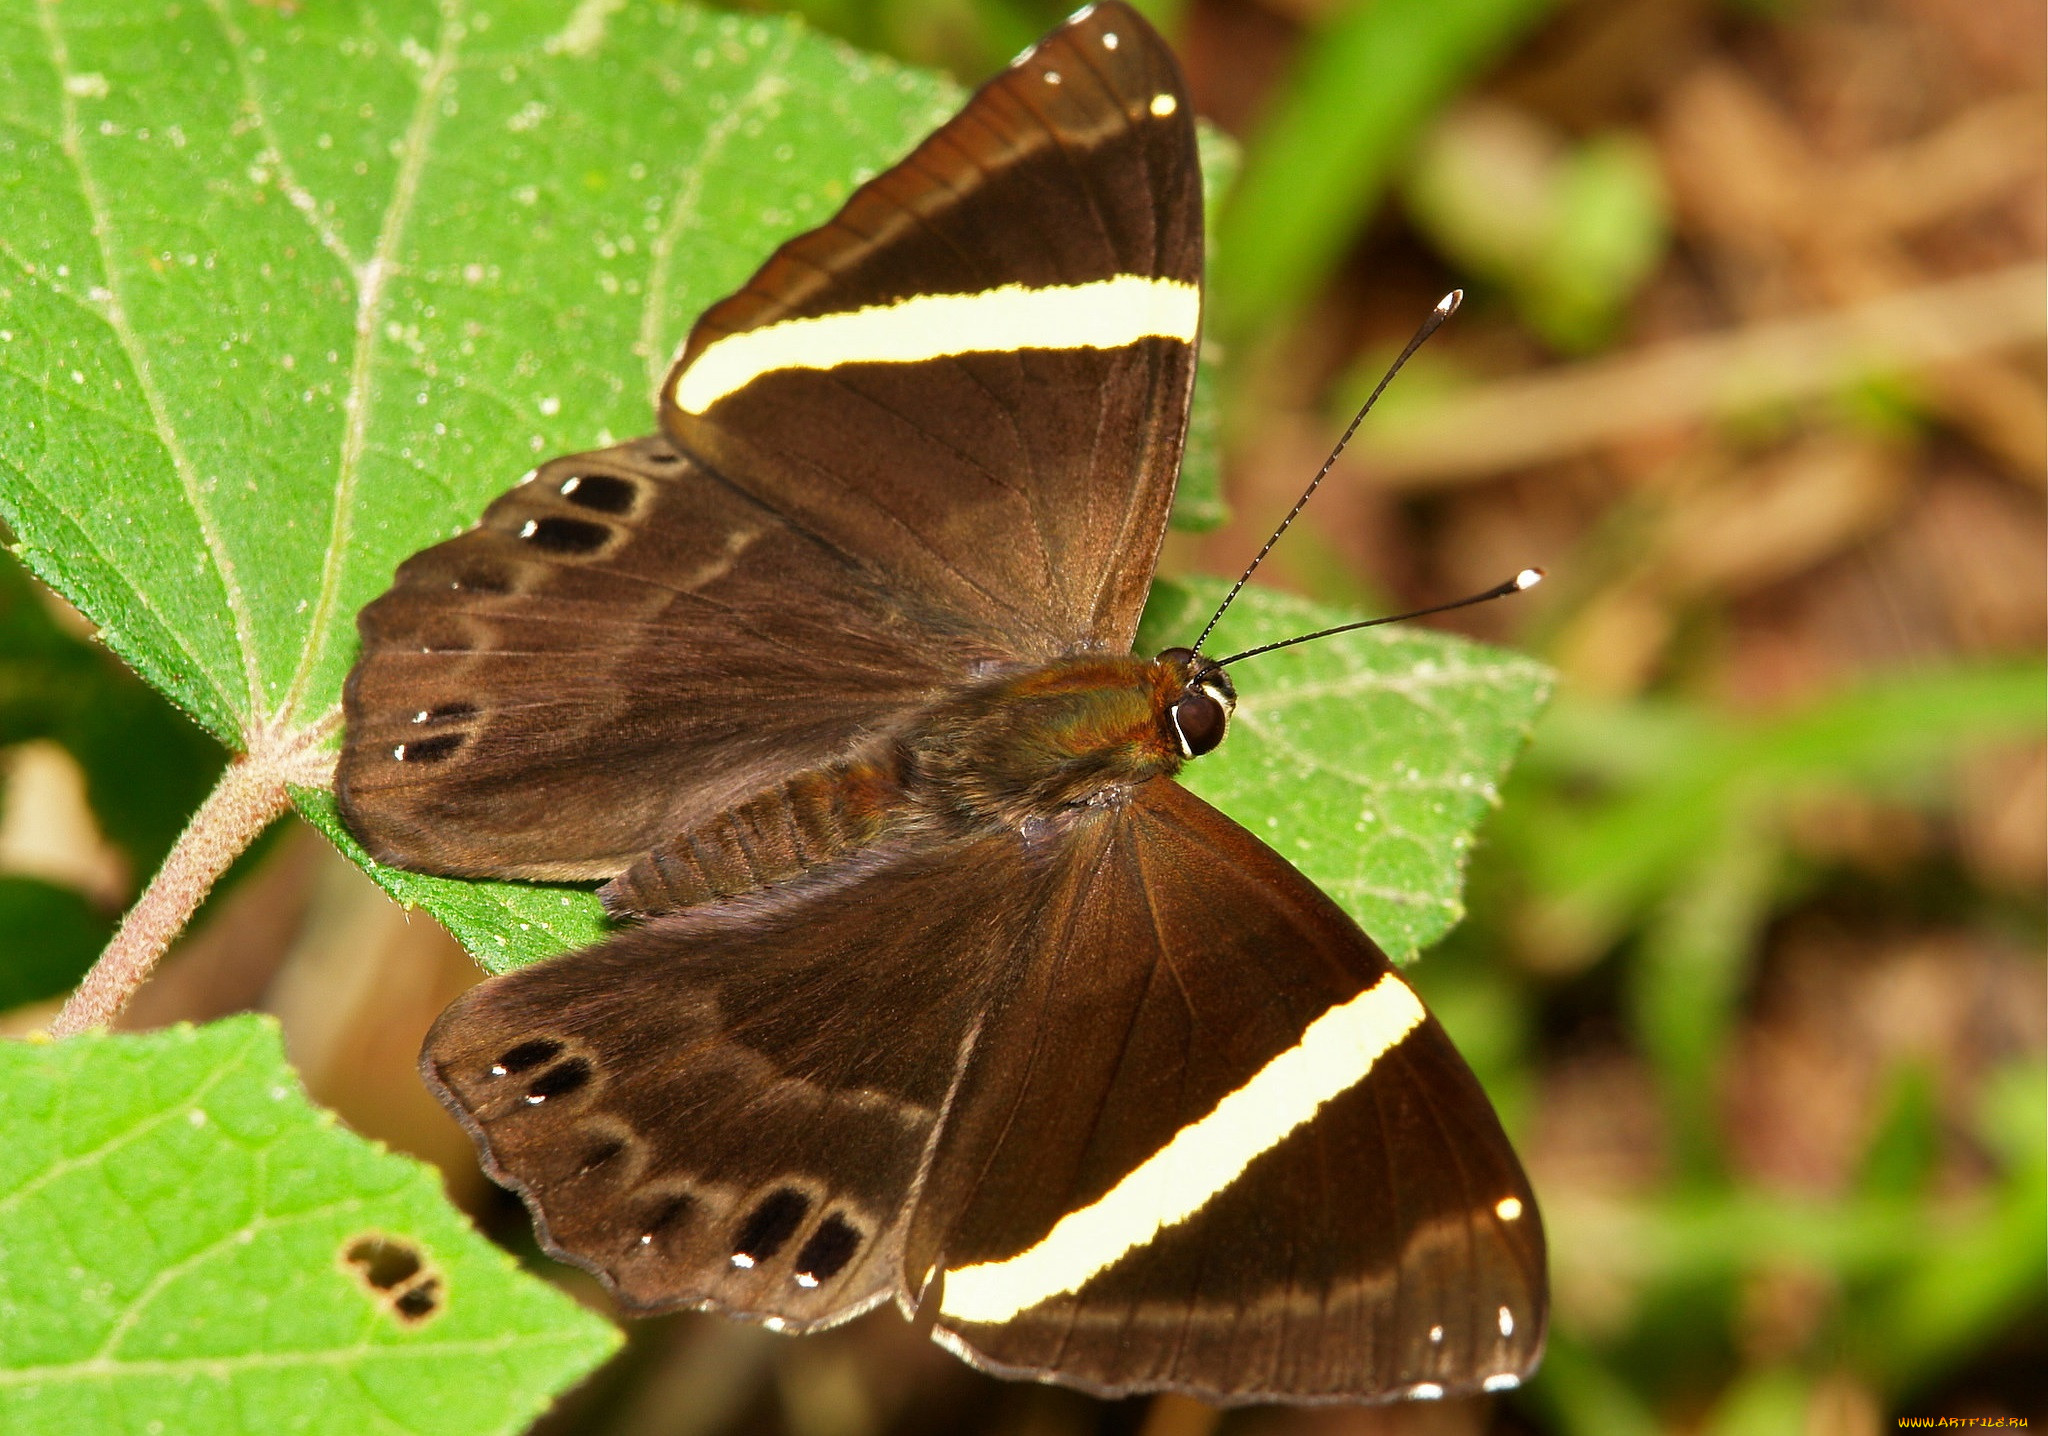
[423,778,1545,1400]
[660,0,1203,656]
[915,781,1547,1402]
[421,836,1027,1326]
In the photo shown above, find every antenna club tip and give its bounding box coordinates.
[1513,567,1544,590]
[1436,289,1463,315]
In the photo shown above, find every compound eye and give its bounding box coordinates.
[1171,690,1228,758]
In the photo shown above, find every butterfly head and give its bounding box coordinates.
[1152,647,1236,759]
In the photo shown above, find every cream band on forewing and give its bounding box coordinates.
[671,277,1201,414]
[940,971,1428,1325]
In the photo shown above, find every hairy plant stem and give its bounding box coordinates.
[49,734,330,1037]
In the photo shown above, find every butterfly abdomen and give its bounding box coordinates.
[601,752,904,916]
[604,655,1185,913]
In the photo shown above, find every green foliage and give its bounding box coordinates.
[1214,0,1554,340]
[1140,578,1551,962]
[1486,660,2048,1421]
[0,551,224,888]
[0,1016,619,1435]
[0,877,108,1010]
[1508,661,2047,967]
[0,0,963,750]
[1403,109,1669,352]
[0,547,223,1001]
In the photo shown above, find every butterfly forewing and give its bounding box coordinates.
[660,1,1203,655]
[338,438,987,878]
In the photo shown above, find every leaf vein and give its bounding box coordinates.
[636,32,799,394]
[32,0,268,729]
[280,1,470,719]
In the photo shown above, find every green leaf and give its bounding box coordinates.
[0,0,1233,753]
[0,0,964,750]
[0,550,224,881]
[1511,660,2048,960]
[1400,108,1669,353]
[0,1015,619,1435]
[0,877,110,1010]
[1169,125,1241,534]
[1138,577,1552,962]
[295,788,604,979]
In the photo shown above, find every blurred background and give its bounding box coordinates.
[1,0,2040,1431]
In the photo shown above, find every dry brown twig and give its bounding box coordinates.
[1346,262,2045,488]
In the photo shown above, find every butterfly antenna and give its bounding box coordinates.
[1191,290,1464,656]
[1214,568,1544,668]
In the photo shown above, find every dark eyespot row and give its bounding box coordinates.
[448,565,514,594]
[644,1193,696,1239]
[615,1179,864,1290]
[417,701,476,725]
[576,1139,625,1178]
[415,627,474,655]
[558,473,637,514]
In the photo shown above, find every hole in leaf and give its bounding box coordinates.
[392,1277,442,1323]
[345,1235,422,1291]
[343,1234,444,1325]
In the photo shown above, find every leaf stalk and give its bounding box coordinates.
[47,734,330,1037]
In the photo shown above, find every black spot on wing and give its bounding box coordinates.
[520,516,612,554]
[525,1058,592,1103]
[734,1188,810,1264]
[795,1213,863,1285]
[396,732,464,764]
[493,1039,562,1075]
[559,473,638,514]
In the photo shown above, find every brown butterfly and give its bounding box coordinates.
[336,1,1545,1404]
